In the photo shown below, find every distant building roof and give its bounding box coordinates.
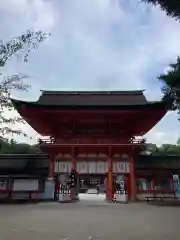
[0,154,49,159]
[136,154,180,170]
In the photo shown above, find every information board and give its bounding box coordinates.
[13,179,39,191]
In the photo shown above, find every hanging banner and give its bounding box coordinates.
[88,162,97,173]
[96,161,106,173]
[113,163,117,173]
[76,162,88,173]
[105,162,108,172]
[57,162,72,173]
[115,162,130,173]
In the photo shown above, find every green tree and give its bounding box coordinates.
[142,0,180,20]
[145,142,180,154]
[146,143,159,153]
[0,138,41,154]
[0,30,50,139]
[177,137,180,146]
[142,1,180,113]
[158,57,180,113]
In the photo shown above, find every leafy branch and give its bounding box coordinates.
[0,30,50,139]
[142,0,180,20]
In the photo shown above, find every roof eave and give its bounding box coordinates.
[11,98,168,109]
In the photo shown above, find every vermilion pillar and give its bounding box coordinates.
[107,146,113,202]
[49,155,54,178]
[129,155,136,201]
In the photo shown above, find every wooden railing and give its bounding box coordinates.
[38,137,146,145]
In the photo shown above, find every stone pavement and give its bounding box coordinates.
[0,198,180,240]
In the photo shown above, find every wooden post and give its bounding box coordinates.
[107,145,113,202]
[129,154,136,201]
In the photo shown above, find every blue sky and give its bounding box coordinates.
[1,0,180,145]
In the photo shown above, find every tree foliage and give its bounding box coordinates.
[142,0,180,20]
[146,140,180,154]
[0,30,50,67]
[158,57,180,113]
[0,138,41,154]
[142,1,180,114]
[0,30,50,139]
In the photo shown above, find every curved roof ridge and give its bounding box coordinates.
[40,90,146,95]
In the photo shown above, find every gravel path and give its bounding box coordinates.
[0,199,180,240]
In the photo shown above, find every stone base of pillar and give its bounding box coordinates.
[106,191,114,202]
[58,193,72,203]
[114,193,128,203]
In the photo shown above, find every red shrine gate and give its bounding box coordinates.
[11,90,168,202]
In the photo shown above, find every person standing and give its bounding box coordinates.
[96,184,100,195]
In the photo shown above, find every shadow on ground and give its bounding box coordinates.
[150,200,180,207]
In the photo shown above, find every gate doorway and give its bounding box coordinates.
[78,174,106,202]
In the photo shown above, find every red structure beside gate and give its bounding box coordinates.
[11,90,169,201]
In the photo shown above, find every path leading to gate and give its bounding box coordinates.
[79,192,106,202]
[0,201,179,240]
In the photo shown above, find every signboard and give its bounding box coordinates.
[13,179,39,191]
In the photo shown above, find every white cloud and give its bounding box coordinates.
[145,111,180,145]
[0,0,58,36]
[1,0,180,145]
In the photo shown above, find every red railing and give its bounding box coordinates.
[38,137,146,146]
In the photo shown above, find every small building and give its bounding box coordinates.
[9,90,173,202]
[0,154,49,200]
